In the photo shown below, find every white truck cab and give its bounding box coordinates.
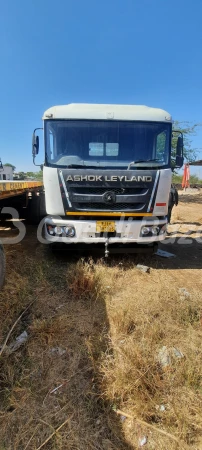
[32,103,183,255]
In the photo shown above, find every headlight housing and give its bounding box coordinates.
[140,224,166,237]
[47,224,76,237]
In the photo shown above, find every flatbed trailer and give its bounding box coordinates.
[0,180,43,200]
[0,180,45,221]
[0,180,44,288]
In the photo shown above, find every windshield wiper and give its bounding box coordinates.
[66,164,100,169]
[127,159,163,170]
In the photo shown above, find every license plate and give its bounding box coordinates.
[96,221,115,233]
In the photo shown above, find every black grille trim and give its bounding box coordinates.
[70,187,148,195]
[74,202,145,211]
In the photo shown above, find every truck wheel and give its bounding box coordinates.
[0,245,6,289]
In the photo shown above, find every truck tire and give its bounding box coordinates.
[0,245,6,289]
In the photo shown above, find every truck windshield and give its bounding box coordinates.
[44,120,171,169]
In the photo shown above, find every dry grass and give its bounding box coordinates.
[0,201,202,449]
[0,250,129,450]
[101,279,202,449]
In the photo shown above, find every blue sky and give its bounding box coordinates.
[0,0,202,174]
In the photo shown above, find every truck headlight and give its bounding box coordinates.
[151,226,160,236]
[64,226,76,237]
[141,225,162,237]
[54,226,63,236]
[141,226,151,236]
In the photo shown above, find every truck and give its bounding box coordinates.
[32,103,183,256]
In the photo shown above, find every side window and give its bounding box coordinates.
[50,132,54,155]
[47,130,57,161]
[156,131,167,159]
[49,132,54,159]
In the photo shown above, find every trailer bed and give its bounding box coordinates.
[0,181,43,199]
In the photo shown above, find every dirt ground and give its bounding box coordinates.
[0,191,202,450]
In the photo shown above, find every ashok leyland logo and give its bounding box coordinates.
[103,191,116,204]
[66,175,152,182]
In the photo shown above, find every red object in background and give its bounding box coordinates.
[182,163,190,189]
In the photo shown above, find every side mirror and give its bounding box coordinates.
[176,136,183,157]
[35,136,39,154]
[176,136,184,168]
[172,131,184,168]
[176,155,184,168]
[32,134,39,157]
[32,128,43,166]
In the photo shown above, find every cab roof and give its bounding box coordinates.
[42,103,172,122]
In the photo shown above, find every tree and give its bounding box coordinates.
[18,172,26,180]
[4,163,16,172]
[26,172,36,178]
[34,170,43,180]
[25,171,43,180]
[172,121,201,164]
[172,173,202,184]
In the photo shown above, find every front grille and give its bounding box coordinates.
[75,203,145,211]
[71,187,147,195]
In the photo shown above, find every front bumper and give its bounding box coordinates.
[43,216,167,244]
